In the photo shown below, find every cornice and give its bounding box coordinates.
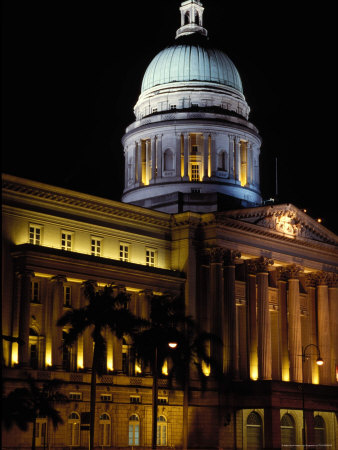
[2,174,171,229]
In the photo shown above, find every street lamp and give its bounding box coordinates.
[301,344,324,448]
[152,341,178,449]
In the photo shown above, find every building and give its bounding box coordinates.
[2,1,338,449]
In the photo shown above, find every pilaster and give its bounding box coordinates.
[50,275,67,370]
[18,270,34,367]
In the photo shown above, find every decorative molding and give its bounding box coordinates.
[305,271,338,287]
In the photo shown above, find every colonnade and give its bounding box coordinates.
[125,132,259,188]
[198,250,338,386]
[11,272,152,373]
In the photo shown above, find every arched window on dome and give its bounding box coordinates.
[194,12,200,25]
[184,11,190,25]
[314,415,326,447]
[157,415,167,445]
[280,413,296,448]
[246,411,262,449]
[217,150,228,172]
[99,413,111,446]
[68,412,80,446]
[163,149,174,172]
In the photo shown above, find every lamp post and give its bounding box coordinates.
[301,344,324,448]
[152,341,178,449]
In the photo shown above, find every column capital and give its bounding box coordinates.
[49,275,67,284]
[276,264,302,281]
[305,271,337,287]
[223,249,241,266]
[15,269,35,279]
[247,256,274,274]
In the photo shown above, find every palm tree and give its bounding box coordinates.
[57,282,144,450]
[2,374,67,450]
[167,318,222,450]
[133,294,221,449]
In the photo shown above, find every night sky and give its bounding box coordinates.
[2,1,337,233]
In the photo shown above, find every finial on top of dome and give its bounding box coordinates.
[176,0,208,39]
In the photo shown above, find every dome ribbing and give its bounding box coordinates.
[141,44,243,94]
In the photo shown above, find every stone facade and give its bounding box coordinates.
[2,174,338,449]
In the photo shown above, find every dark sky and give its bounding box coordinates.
[2,1,337,233]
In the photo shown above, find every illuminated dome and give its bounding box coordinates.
[122,1,262,213]
[141,42,243,94]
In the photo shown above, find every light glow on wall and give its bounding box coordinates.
[135,361,142,375]
[162,359,168,376]
[11,343,18,365]
[202,360,210,377]
[45,342,52,367]
[250,366,258,381]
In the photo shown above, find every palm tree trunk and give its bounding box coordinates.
[90,346,98,450]
[31,418,36,450]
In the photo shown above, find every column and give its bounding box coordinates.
[156,134,162,180]
[203,133,209,180]
[18,270,34,367]
[137,140,142,185]
[246,262,258,380]
[223,250,241,377]
[328,274,338,385]
[146,139,151,184]
[277,271,289,381]
[317,272,331,384]
[50,275,66,370]
[210,134,216,177]
[176,133,182,178]
[133,142,137,184]
[150,136,156,183]
[247,142,253,185]
[228,135,234,179]
[285,265,302,382]
[124,146,128,189]
[256,257,273,380]
[234,136,241,183]
[183,133,189,180]
[208,248,224,366]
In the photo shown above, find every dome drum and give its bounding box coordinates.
[134,81,250,121]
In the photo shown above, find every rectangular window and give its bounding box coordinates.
[100,394,112,402]
[145,248,157,267]
[191,164,200,181]
[119,243,129,262]
[31,281,40,303]
[61,231,73,251]
[69,392,82,401]
[29,225,42,245]
[130,395,141,404]
[91,237,102,257]
[64,286,72,307]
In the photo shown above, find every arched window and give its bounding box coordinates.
[163,149,174,171]
[128,414,140,446]
[281,413,296,447]
[62,331,71,371]
[35,417,47,447]
[314,415,326,446]
[194,12,199,25]
[68,412,80,446]
[184,11,190,25]
[29,328,39,369]
[157,415,167,445]
[217,150,228,171]
[246,412,262,449]
[99,413,111,446]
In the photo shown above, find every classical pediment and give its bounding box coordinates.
[220,204,338,246]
